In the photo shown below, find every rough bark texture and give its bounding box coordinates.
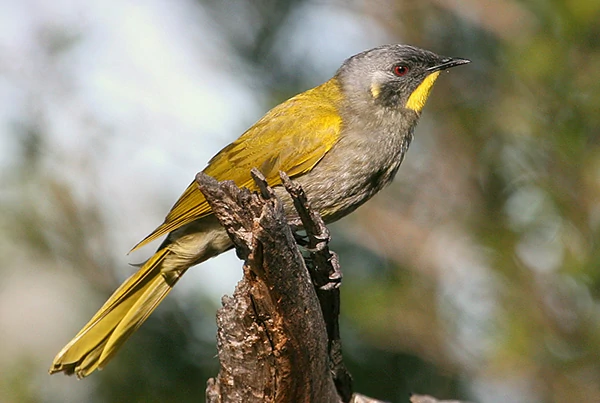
[198,171,468,403]
[280,172,353,402]
[199,171,339,403]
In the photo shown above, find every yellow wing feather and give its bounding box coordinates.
[131,79,343,252]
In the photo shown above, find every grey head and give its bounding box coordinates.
[335,44,470,115]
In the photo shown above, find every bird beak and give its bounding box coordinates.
[427,57,470,73]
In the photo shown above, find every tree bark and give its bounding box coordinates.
[198,171,467,403]
[199,170,340,403]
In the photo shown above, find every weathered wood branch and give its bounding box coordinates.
[198,171,339,403]
[197,171,467,403]
[280,172,352,402]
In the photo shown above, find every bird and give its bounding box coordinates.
[49,44,469,378]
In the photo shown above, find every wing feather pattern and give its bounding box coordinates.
[131,80,343,252]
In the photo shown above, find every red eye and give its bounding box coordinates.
[393,65,409,76]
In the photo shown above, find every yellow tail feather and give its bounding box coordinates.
[49,248,184,378]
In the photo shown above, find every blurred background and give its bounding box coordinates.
[1,0,599,402]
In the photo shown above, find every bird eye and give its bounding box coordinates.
[393,65,409,77]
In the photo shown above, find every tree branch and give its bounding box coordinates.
[198,171,339,403]
[197,171,469,403]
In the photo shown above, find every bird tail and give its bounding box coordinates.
[49,247,185,378]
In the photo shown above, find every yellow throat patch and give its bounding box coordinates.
[405,71,441,113]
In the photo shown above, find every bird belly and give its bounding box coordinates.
[279,127,412,223]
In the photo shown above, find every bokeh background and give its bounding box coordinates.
[1,0,600,402]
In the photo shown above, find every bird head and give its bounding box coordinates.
[336,44,470,116]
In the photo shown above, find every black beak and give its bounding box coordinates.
[427,57,470,73]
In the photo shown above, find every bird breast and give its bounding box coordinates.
[281,116,416,224]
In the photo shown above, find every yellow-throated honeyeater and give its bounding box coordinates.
[50,44,469,378]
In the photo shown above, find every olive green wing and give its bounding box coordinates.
[131,83,343,252]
